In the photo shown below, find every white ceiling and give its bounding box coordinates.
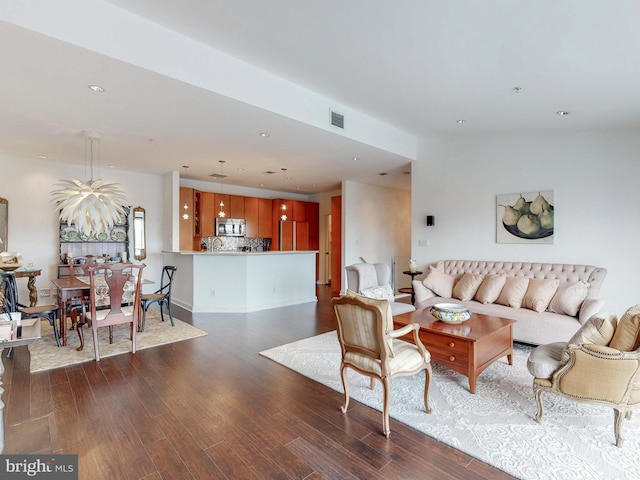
[2,1,640,194]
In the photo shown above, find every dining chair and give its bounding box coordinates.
[82,262,145,361]
[140,265,177,331]
[331,291,433,437]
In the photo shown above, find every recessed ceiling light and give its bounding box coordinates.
[37,154,47,159]
[88,84,105,92]
[352,157,359,161]
[457,120,466,124]
[237,168,244,172]
[259,132,269,137]
[108,164,117,169]
[556,111,570,116]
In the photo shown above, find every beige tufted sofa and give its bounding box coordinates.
[413,260,607,345]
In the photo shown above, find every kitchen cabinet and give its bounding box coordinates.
[245,197,273,238]
[180,187,195,250]
[200,192,217,237]
[292,200,307,222]
[258,198,273,238]
[214,194,244,219]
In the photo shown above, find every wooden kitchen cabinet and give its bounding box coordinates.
[179,187,195,250]
[246,197,273,237]
[229,195,245,218]
[200,191,217,237]
[258,198,273,238]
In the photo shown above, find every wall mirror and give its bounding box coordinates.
[0,197,7,252]
[133,206,146,260]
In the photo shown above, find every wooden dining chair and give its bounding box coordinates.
[81,262,145,361]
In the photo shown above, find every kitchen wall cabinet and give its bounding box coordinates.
[200,192,217,237]
[179,187,195,250]
[245,197,273,238]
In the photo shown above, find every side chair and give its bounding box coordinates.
[140,265,177,331]
[82,262,145,361]
[331,290,433,437]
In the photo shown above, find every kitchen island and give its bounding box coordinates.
[163,250,318,313]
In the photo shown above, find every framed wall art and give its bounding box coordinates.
[496,190,554,244]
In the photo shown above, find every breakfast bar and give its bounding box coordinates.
[163,250,318,313]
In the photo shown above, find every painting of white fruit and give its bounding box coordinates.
[496,190,554,244]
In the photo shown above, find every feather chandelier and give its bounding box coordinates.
[50,131,128,237]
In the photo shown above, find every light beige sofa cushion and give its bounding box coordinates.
[548,281,590,316]
[496,276,529,308]
[422,265,456,298]
[523,278,560,312]
[474,274,507,304]
[452,273,484,301]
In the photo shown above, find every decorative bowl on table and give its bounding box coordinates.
[0,251,23,272]
[430,303,472,324]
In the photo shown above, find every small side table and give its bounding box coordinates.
[399,270,423,305]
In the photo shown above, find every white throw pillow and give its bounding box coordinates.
[495,276,529,308]
[547,281,589,317]
[452,273,485,301]
[522,278,560,313]
[562,312,618,361]
[474,274,507,304]
[422,265,456,298]
[360,284,395,303]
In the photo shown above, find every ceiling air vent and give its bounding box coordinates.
[330,110,345,129]
[209,173,227,179]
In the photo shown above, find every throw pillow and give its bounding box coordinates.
[522,278,560,313]
[360,284,395,303]
[562,312,618,361]
[422,265,456,298]
[495,276,530,308]
[609,304,640,351]
[452,273,485,301]
[345,289,395,356]
[474,274,507,304]
[547,281,590,317]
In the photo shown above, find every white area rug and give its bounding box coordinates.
[29,312,207,372]
[260,331,640,480]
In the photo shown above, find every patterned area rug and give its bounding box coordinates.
[29,312,207,372]
[260,331,640,480]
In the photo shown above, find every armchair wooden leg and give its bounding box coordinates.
[532,381,547,423]
[423,364,433,414]
[340,364,350,414]
[614,407,627,447]
[382,376,391,437]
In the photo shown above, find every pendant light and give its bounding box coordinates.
[51,130,127,237]
[182,165,189,220]
[280,168,287,221]
[218,160,226,218]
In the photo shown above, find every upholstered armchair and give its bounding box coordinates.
[332,291,433,437]
[527,306,640,447]
[345,263,415,315]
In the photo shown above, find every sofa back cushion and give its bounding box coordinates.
[452,273,485,301]
[422,265,456,298]
[547,281,590,316]
[522,278,560,312]
[609,304,640,351]
[474,274,507,304]
[495,276,529,308]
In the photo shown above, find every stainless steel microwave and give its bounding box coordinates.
[215,218,246,237]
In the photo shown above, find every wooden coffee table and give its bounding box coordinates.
[394,308,515,394]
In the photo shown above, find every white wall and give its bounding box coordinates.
[1,155,165,303]
[342,180,411,288]
[412,130,640,314]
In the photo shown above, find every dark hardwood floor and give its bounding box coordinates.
[2,285,516,479]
